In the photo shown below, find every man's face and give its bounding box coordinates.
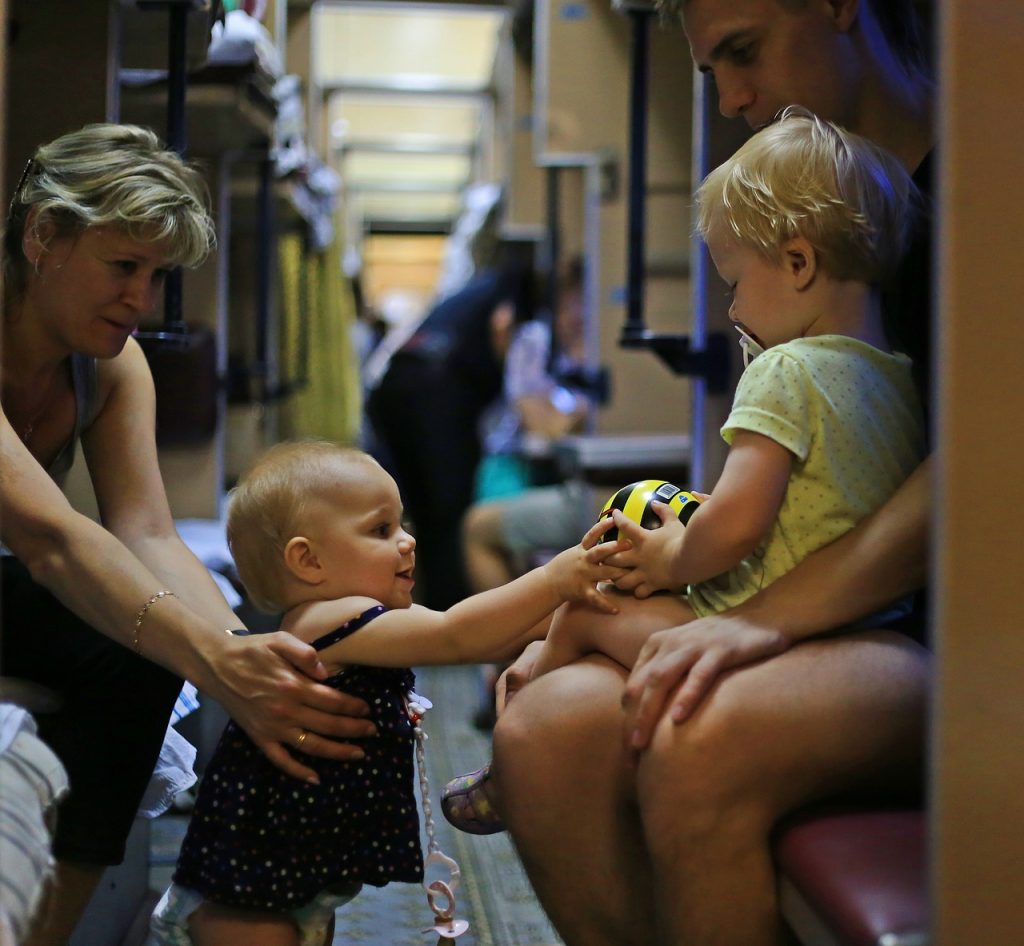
[682,0,861,130]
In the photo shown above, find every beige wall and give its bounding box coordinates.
[534,0,695,440]
[501,40,546,237]
[931,3,1024,942]
[363,234,448,319]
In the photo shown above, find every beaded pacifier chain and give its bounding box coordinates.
[406,692,470,945]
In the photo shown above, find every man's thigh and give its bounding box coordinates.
[642,630,930,815]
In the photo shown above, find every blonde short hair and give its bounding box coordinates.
[227,441,375,614]
[4,123,215,298]
[695,107,919,284]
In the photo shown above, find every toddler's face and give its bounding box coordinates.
[307,463,417,609]
[706,230,805,353]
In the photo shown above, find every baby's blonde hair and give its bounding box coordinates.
[695,107,919,284]
[227,441,377,613]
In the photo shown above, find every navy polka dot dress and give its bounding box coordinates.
[173,607,423,911]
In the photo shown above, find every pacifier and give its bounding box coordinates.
[733,323,765,367]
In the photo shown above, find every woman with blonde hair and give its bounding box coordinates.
[1,124,373,945]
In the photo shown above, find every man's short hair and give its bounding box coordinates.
[660,0,929,75]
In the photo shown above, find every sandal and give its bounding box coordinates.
[440,762,505,835]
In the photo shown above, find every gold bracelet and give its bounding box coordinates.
[133,590,176,654]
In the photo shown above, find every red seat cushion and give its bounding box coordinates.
[775,809,927,946]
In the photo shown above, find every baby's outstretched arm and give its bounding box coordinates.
[283,518,627,670]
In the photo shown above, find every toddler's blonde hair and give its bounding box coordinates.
[695,107,919,284]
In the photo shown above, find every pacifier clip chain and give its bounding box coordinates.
[406,692,470,945]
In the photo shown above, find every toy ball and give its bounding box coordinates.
[598,479,703,543]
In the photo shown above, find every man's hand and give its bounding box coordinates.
[621,614,789,751]
[205,632,377,783]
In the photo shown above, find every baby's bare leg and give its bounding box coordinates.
[530,591,697,679]
[190,902,300,946]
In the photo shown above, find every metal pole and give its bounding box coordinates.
[256,155,275,399]
[624,9,649,337]
[546,164,561,317]
[164,1,189,332]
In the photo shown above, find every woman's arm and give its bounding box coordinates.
[505,321,591,441]
[284,521,626,669]
[83,342,243,628]
[611,431,792,597]
[1,347,375,783]
[621,456,931,747]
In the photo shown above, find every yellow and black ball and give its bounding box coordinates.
[598,479,703,542]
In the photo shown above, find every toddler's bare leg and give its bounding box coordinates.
[530,592,696,680]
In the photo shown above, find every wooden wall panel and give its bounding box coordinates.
[932,3,1024,943]
[5,0,115,192]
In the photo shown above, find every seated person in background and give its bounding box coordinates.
[462,256,599,726]
[149,440,625,946]
[442,107,927,830]
[464,255,597,587]
[366,258,536,611]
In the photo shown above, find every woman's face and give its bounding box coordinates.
[26,224,174,359]
[555,285,585,353]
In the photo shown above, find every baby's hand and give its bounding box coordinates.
[544,517,629,612]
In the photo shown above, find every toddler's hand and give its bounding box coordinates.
[545,517,628,612]
[606,503,686,598]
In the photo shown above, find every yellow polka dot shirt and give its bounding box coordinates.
[689,336,926,617]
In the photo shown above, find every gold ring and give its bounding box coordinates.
[296,730,308,749]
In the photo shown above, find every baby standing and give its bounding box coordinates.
[148,441,622,945]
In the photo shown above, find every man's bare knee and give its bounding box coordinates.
[638,701,751,837]
[494,657,628,793]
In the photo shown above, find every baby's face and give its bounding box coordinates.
[307,463,417,609]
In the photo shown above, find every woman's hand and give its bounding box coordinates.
[204,632,377,783]
[621,613,790,751]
